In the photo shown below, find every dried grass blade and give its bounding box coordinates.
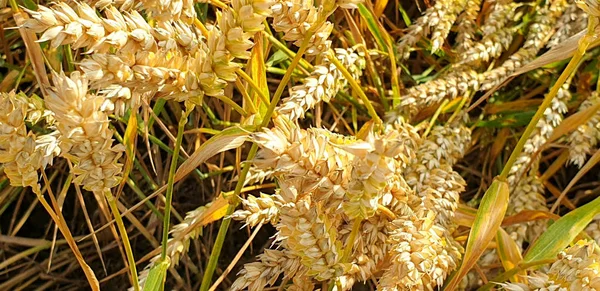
[12,11,49,97]
[174,126,250,182]
[548,100,600,143]
[39,174,99,290]
[513,30,600,76]
[496,228,525,283]
[550,149,600,212]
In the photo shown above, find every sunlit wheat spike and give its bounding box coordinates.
[219,0,275,59]
[454,0,482,53]
[23,3,157,53]
[80,29,237,104]
[46,71,124,193]
[270,0,360,57]
[341,125,415,220]
[251,116,355,206]
[461,1,522,63]
[507,84,571,188]
[400,67,480,114]
[230,249,304,291]
[231,192,282,227]
[277,198,343,281]
[404,121,470,228]
[499,240,600,290]
[396,0,468,59]
[270,0,333,57]
[568,91,600,167]
[0,92,55,194]
[379,209,462,290]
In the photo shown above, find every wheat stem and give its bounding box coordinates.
[499,16,597,180]
[327,50,382,125]
[160,109,189,260]
[199,27,318,291]
[105,189,140,291]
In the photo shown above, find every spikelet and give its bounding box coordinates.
[568,91,600,167]
[46,71,124,193]
[231,249,304,291]
[462,2,522,65]
[0,92,59,194]
[400,67,480,114]
[137,203,209,288]
[276,48,366,121]
[23,4,157,53]
[506,84,570,244]
[251,116,355,206]
[454,0,482,53]
[396,0,468,58]
[548,1,588,48]
[231,192,281,227]
[379,209,462,290]
[277,198,344,281]
[500,240,600,290]
[480,0,568,91]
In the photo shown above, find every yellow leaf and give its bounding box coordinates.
[496,228,525,283]
[445,178,509,289]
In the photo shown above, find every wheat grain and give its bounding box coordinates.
[276,48,365,121]
[548,1,588,48]
[401,67,480,114]
[231,249,304,291]
[480,0,568,91]
[500,240,600,290]
[454,0,481,53]
[47,71,124,193]
[231,192,281,227]
[396,0,468,59]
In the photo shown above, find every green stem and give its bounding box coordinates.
[104,189,139,291]
[160,109,188,260]
[327,51,382,125]
[236,68,271,106]
[64,44,74,72]
[498,19,596,180]
[263,32,313,71]
[199,26,318,291]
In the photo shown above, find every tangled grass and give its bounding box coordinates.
[3,0,600,289]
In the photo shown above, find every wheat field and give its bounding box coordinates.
[1,0,600,289]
